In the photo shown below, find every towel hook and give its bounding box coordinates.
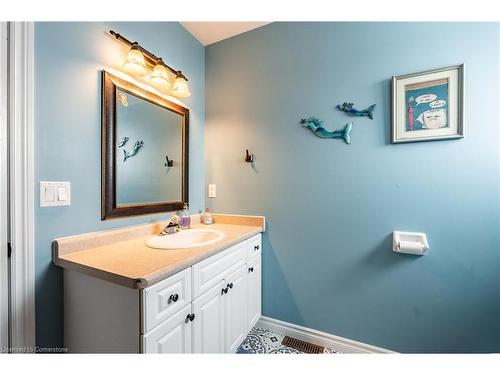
[245,149,255,163]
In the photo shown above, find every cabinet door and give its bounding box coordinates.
[142,304,192,353]
[246,254,261,329]
[192,281,225,353]
[224,266,248,353]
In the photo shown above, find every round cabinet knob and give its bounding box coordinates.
[227,283,233,289]
[221,287,228,295]
[248,267,254,272]
[254,245,260,251]
[169,293,179,303]
[189,313,195,322]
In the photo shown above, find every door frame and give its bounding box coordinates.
[0,21,9,353]
[6,21,36,352]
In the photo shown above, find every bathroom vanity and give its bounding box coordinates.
[50,72,265,353]
[53,215,264,353]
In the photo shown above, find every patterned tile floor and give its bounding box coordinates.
[236,326,339,354]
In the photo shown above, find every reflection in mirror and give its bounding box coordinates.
[116,89,182,206]
[101,71,189,220]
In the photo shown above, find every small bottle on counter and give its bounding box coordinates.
[179,203,191,229]
[202,208,213,225]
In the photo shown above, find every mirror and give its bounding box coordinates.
[116,88,183,205]
[101,71,189,220]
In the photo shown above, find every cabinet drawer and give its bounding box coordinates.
[193,243,246,298]
[141,304,192,354]
[246,234,262,261]
[142,268,191,334]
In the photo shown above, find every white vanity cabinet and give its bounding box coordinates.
[142,234,261,354]
[64,233,262,353]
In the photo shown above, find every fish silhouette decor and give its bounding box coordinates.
[336,102,376,120]
[301,117,352,144]
[123,140,144,161]
[118,136,129,148]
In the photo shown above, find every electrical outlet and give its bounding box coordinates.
[208,184,216,198]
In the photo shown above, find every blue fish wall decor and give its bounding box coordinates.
[123,140,144,161]
[118,136,129,148]
[301,117,353,144]
[336,102,376,120]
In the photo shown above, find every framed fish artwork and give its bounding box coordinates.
[391,65,464,143]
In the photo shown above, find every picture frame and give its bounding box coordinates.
[391,64,464,144]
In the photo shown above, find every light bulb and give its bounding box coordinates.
[150,62,172,90]
[171,74,191,98]
[123,45,148,76]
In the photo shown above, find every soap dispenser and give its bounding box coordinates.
[179,203,191,229]
[202,208,213,225]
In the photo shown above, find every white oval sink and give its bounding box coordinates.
[146,228,226,250]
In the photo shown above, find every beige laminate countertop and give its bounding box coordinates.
[53,216,264,289]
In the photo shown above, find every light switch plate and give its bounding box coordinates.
[40,181,71,207]
[208,184,216,198]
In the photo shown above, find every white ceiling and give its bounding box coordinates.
[181,22,271,46]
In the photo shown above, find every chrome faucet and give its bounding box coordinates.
[159,214,181,235]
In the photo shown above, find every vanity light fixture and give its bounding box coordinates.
[150,59,173,90]
[110,30,191,97]
[171,72,191,98]
[123,44,148,76]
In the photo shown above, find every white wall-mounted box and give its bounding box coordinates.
[392,231,429,255]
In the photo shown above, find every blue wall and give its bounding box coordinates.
[35,22,205,348]
[205,22,500,352]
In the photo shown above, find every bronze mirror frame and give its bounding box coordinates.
[101,71,189,220]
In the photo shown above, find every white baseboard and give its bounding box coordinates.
[256,316,396,354]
